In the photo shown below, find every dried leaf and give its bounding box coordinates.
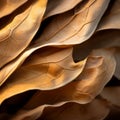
[0,0,28,18]
[97,0,120,31]
[0,0,47,68]
[72,49,116,102]
[11,98,110,120]
[113,47,120,79]
[15,48,116,106]
[39,99,109,120]
[73,30,120,61]
[35,0,110,46]
[44,0,83,19]
[0,47,87,104]
[101,87,120,107]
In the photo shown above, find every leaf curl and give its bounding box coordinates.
[0,0,47,68]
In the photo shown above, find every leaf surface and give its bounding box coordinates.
[0,0,47,68]
[0,47,87,104]
[0,0,28,18]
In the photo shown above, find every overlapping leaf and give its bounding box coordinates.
[97,0,120,30]
[0,0,28,18]
[101,87,120,107]
[0,0,120,119]
[44,0,83,19]
[0,0,47,68]
[11,98,110,120]
[35,0,110,47]
[0,47,87,104]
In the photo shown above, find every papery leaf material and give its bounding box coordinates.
[0,0,47,68]
[73,31,120,79]
[10,48,116,107]
[11,98,110,120]
[0,47,80,85]
[97,0,120,31]
[0,47,87,104]
[113,47,120,79]
[73,30,120,61]
[39,99,109,120]
[0,0,28,18]
[0,0,111,85]
[101,87,120,107]
[44,0,83,19]
[35,0,110,46]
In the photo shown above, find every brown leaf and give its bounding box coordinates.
[0,0,28,18]
[73,30,120,62]
[39,99,109,120]
[35,0,110,47]
[44,0,83,19]
[101,87,120,107]
[11,98,110,120]
[16,48,116,106]
[0,0,47,68]
[97,0,120,31]
[113,47,120,79]
[0,47,87,104]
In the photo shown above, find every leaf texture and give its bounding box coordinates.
[97,0,120,30]
[0,0,28,18]
[35,0,110,46]
[0,0,47,68]
[101,87,120,107]
[0,47,87,104]
[44,0,83,19]
[11,98,110,120]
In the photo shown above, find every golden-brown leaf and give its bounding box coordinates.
[73,30,120,62]
[0,47,87,104]
[35,0,110,46]
[0,0,47,68]
[16,48,116,106]
[0,0,28,18]
[97,0,120,30]
[44,0,83,19]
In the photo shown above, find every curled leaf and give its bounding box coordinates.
[0,47,87,104]
[11,98,110,120]
[101,87,120,107]
[44,0,83,19]
[0,0,47,68]
[0,0,28,18]
[97,0,120,30]
[35,0,110,46]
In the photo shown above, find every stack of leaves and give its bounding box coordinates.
[0,0,120,119]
